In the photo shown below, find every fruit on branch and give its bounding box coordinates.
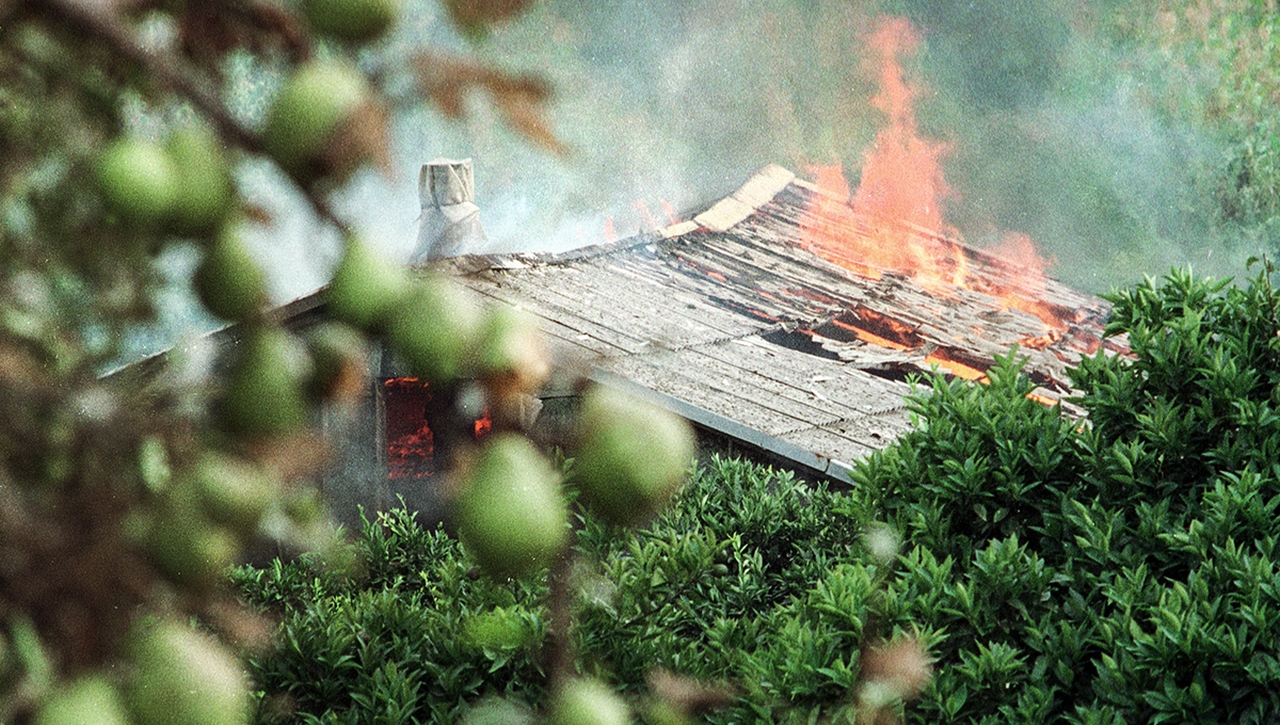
[262,59,372,181]
[144,509,240,590]
[193,222,269,322]
[386,275,482,384]
[190,452,279,536]
[326,235,409,332]
[442,0,537,38]
[477,304,549,396]
[216,326,311,438]
[165,124,235,236]
[300,0,400,44]
[455,433,567,577]
[546,678,632,725]
[572,385,695,527]
[125,620,249,725]
[95,137,179,224]
[33,674,131,725]
[303,321,369,404]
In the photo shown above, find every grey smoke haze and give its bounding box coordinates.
[208,0,1260,314]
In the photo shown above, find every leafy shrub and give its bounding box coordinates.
[235,459,898,724]
[238,266,1280,724]
[850,264,1280,724]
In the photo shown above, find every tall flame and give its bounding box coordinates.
[798,16,1066,328]
[851,17,950,236]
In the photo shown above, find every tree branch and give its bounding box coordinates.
[33,0,348,232]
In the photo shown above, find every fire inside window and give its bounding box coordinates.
[383,377,492,479]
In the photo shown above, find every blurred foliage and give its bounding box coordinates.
[0,0,575,722]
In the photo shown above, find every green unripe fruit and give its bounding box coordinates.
[96,137,178,223]
[640,698,695,725]
[191,452,278,535]
[304,321,369,402]
[262,60,369,179]
[464,607,535,650]
[386,276,481,384]
[126,620,249,725]
[218,327,310,438]
[547,679,632,725]
[283,486,327,526]
[326,235,409,331]
[301,0,399,44]
[34,674,131,725]
[477,304,549,393]
[146,509,240,589]
[456,434,567,578]
[573,385,695,527]
[194,222,269,322]
[166,124,235,235]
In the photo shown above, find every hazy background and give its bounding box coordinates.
[151,0,1280,345]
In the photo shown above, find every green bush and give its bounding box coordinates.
[849,264,1280,724]
[236,266,1280,724]
[234,458,897,724]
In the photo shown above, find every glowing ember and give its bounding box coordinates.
[1026,391,1060,407]
[831,319,913,351]
[923,350,988,382]
[383,377,493,479]
[1018,329,1064,351]
[602,215,618,243]
[821,308,925,351]
[385,377,433,479]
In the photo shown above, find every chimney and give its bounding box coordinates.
[409,158,488,264]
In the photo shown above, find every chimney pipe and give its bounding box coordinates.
[409,157,487,264]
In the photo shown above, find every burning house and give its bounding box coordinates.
[133,18,1124,525]
[278,156,1117,525]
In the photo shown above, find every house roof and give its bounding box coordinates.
[429,164,1119,479]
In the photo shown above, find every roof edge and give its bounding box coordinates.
[685,163,796,234]
[588,367,855,486]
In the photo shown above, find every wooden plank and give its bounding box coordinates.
[776,427,880,467]
[692,336,917,417]
[458,270,649,355]
[572,256,765,344]
[603,353,831,437]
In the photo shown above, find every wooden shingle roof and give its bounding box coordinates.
[433,164,1119,478]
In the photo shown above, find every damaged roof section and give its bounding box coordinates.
[435,164,1122,477]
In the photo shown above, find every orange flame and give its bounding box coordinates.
[660,199,680,226]
[634,199,659,230]
[796,15,1068,335]
[796,18,968,295]
[852,17,950,236]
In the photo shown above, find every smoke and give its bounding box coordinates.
[222,0,1264,310]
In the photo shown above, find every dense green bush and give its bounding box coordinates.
[849,264,1280,724]
[234,457,900,724]
[236,266,1280,724]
